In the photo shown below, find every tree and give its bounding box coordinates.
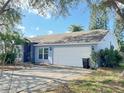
[114,19,124,48]
[0,0,123,19]
[89,2,108,30]
[68,25,84,32]
[0,30,28,76]
[29,0,124,21]
[0,0,124,28]
[0,30,27,61]
[0,0,124,19]
[0,0,80,31]
[0,0,21,31]
[87,0,124,21]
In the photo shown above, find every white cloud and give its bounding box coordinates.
[48,30,53,35]
[65,31,71,33]
[28,8,51,19]
[45,13,51,19]
[28,35,35,38]
[29,9,38,14]
[16,25,25,33]
[36,27,40,31]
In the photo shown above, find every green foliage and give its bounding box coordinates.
[0,30,28,64]
[28,0,82,17]
[0,52,16,64]
[92,47,123,68]
[114,20,124,48]
[0,8,21,30]
[89,2,108,30]
[68,24,84,32]
[28,0,124,20]
[91,51,99,69]
[120,44,124,52]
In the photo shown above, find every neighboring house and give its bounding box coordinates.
[20,29,119,68]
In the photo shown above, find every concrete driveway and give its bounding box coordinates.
[0,65,92,93]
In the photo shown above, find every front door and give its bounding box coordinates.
[24,43,31,62]
[37,47,50,63]
[82,58,90,69]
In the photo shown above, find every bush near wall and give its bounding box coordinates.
[92,46,123,68]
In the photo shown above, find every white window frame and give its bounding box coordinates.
[39,47,49,60]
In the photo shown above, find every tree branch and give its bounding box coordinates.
[0,23,7,26]
[0,0,12,15]
[101,0,124,21]
[116,0,124,4]
[113,0,124,21]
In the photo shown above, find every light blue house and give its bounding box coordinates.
[21,29,119,68]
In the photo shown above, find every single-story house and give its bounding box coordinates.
[19,29,119,68]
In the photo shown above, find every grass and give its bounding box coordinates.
[69,68,124,93]
[48,65,124,93]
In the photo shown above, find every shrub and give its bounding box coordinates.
[91,51,99,69]
[0,52,16,64]
[92,47,123,68]
[120,45,124,52]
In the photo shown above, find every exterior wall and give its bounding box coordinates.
[34,46,53,64]
[95,31,119,51]
[53,45,92,67]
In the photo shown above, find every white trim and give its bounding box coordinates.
[34,42,98,46]
[38,47,49,60]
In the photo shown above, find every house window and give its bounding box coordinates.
[44,48,48,59]
[39,48,43,59]
[39,48,49,59]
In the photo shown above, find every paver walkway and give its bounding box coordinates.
[0,65,92,93]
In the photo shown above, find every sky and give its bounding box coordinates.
[20,3,114,38]
[19,3,91,37]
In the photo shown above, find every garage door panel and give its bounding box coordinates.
[53,45,91,67]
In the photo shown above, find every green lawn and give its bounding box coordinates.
[48,65,124,93]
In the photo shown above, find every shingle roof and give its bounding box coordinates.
[29,29,108,45]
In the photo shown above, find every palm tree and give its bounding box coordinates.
[68,25,84,32]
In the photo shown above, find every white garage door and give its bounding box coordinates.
[53,45,92,67]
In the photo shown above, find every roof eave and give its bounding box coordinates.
[34,42,98,47]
